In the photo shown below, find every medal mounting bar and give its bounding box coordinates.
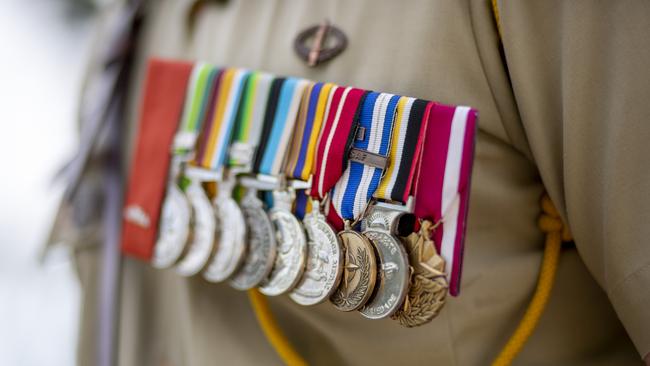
[373,196,415,214]
[184,165,223,182]
[172,131,198,150]
[348,148,388,170]
[288,175,312,190]
[239,174,282,191]
[362,197,415,235]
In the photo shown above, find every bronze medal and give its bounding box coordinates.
[391,220,448,327]
[330,226,377,312]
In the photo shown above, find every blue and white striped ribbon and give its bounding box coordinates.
[331,92,400,220]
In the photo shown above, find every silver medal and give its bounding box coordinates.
[175,180,217,276]
[203,178,247,282]
[289,205,343,306]
[229,189,277,290]
[259,190,307,296]
[359,203,410,319]
[152,182,193,269]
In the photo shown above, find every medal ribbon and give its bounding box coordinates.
[228,72,275,171]
[172,63,218,155]
[252,78,285,174]
[331,92,401,220]
[256,77,311,176]
[284,82,336,181]
[285,82,334,218]
[413,104,478,296]
[284,82,315,178]
[375,98,430,203]
[311,86,368,200]
[121,59,194,261]
[195,68,249,171]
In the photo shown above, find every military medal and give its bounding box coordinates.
[152,163,193,269]
[205,72,274,282]
[367,98,446,326]
[259,188,308,295]
[173,67,249,281]
[228,77,296,290]
[261,81,330,297]
[173,68,249,276]
[201,175,246,282]
[356,97,431,320]
[398,103,477,319]
[391,220,447,327]
[121,60,193,261]
[290,86,366,306]
[151,64,217,269]
[169,64,221,276]
[330,221,377,311]
[328,91,389,312]
[359,202,411,319]
[329,92,402,315]
[253,78,311,296]
[175,175,218,276]
[228,185,277,290]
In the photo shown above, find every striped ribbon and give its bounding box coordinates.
[172,63,218,154]
[331,92,401,220]
[311,87,367,201]
[284,82,335,218]
[284,82,315,179]
[195,68,249,171]
[228,72,274,171]
[375,97,429,203]
[252,78,285,174]
[413,104,477,296]
[256,77,310,176]
[284,82,336,181]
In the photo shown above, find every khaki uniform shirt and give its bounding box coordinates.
[56,0,650,365]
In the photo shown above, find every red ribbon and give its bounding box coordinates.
[311,87,366,200]
[121,59,193,260]
[414,103,478,296]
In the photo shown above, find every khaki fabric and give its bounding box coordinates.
[64,0,650,365]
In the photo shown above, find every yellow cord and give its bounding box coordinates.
[492,195,571,365]
[247,289,308,366]
[491,0,503,38]
[489,1,572,363]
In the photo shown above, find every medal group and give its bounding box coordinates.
[148,63,477,327]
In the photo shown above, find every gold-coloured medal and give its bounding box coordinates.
[330,223,377,311]
[391,220,448,327]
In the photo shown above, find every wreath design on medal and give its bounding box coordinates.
[391,222,448,327]
[331,246,371,308]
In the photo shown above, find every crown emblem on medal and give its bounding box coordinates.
[294,19,347,67]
